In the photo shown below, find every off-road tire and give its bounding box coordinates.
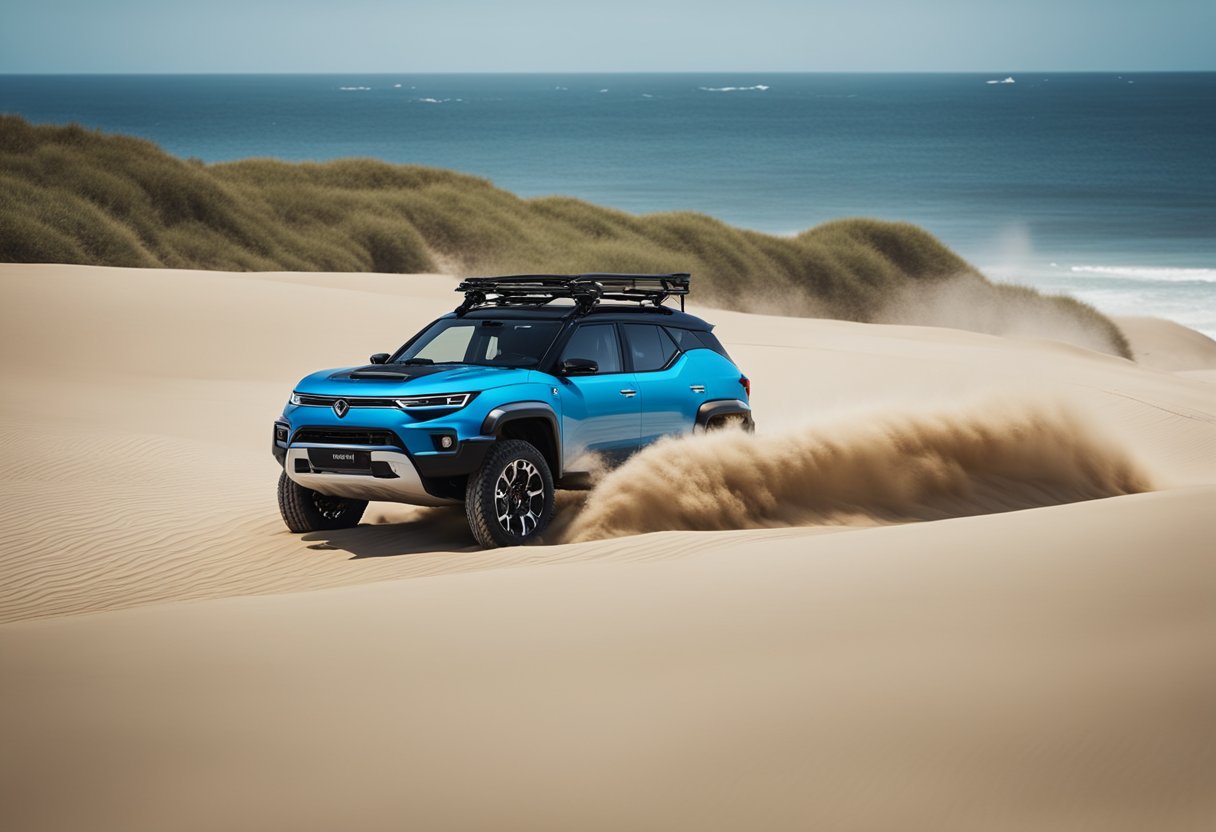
[465,439,555,548]
[277,471,368,533]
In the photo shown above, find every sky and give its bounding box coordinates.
[1,0,1213,73]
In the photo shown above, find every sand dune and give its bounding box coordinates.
[3,487,1214,831]
[1,263,1214,830]
[1115,314,1216,371]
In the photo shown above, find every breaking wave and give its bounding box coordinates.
[558,400,1149,542]
[1069,266,1216,283]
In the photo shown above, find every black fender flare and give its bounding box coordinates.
[480,401,563,477]
[695,399,755,433]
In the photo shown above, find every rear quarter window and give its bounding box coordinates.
[666,327,732,360]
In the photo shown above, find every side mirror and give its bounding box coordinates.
[561,358,598,376]
[369,353,391,365]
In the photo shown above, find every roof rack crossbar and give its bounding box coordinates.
[455,273,690,315]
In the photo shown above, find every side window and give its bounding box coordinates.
[622,324,678,372]
[664,327,704,353]
[693,329,732,359]
[560,324,622,374]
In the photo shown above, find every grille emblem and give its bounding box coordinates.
[333,399,350,418]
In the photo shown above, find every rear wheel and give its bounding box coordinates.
[707,413,752,432]
[277,471,367,533]
[465,439,554,548]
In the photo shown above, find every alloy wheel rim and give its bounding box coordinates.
[494,458,545,537]
[311,492,348,521]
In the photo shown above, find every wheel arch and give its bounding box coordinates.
[481,401,562,478]
[695,399,755,433]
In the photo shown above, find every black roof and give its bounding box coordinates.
[441,304,713,330]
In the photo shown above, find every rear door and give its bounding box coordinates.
[621,323,702,445]
[556,323,640,471]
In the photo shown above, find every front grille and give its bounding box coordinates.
[295,394,398,408]
[291,427,404,448]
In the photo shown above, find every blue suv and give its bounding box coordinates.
[273,274,753,547]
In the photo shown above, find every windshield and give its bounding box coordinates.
[394,319,563,368]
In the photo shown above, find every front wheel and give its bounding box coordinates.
[277,471,367,533]
[465,439,555,548]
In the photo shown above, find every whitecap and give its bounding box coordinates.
[986,76,1015,85]
[1070,265,1216,283]
[339,86,372,91]
[698,84,769,92]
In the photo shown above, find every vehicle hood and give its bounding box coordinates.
[294,363,535,396]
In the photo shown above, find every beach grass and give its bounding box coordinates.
[0,115,1131,357]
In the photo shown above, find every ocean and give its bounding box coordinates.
[2,73,1213,336]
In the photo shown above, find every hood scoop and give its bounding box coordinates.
[341,363,453,381]
[348,368,413,380]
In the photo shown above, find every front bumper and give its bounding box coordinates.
[284,445,461,506]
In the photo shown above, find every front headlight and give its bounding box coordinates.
[395,392,477,411]
[289,392,302,406]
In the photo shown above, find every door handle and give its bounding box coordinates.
[689,385,706,393]
[619,389,637,398]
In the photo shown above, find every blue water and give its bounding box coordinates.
[3,73,1214,334]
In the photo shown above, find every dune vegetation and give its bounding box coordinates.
[0,115,1130,357]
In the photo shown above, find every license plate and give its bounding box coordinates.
[308,448,372,470]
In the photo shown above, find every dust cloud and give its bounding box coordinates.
[558,399,1150,542]
[871,273,1126,356]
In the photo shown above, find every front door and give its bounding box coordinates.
[556,323,640,471]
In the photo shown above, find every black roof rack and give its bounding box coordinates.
[455,273,690,316]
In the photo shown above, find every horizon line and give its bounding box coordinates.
[2,69,1213,76]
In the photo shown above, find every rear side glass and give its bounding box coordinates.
[664,327,704,353]
[622,324,678,372]
[693,330,732,359]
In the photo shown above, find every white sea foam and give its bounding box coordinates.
[1070,265,1216,283]
[339,86,372,91]
[698,84,770,92]
[415,97,451,104]
[986,76,1016,85]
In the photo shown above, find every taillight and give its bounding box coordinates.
[740,375,751,398]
